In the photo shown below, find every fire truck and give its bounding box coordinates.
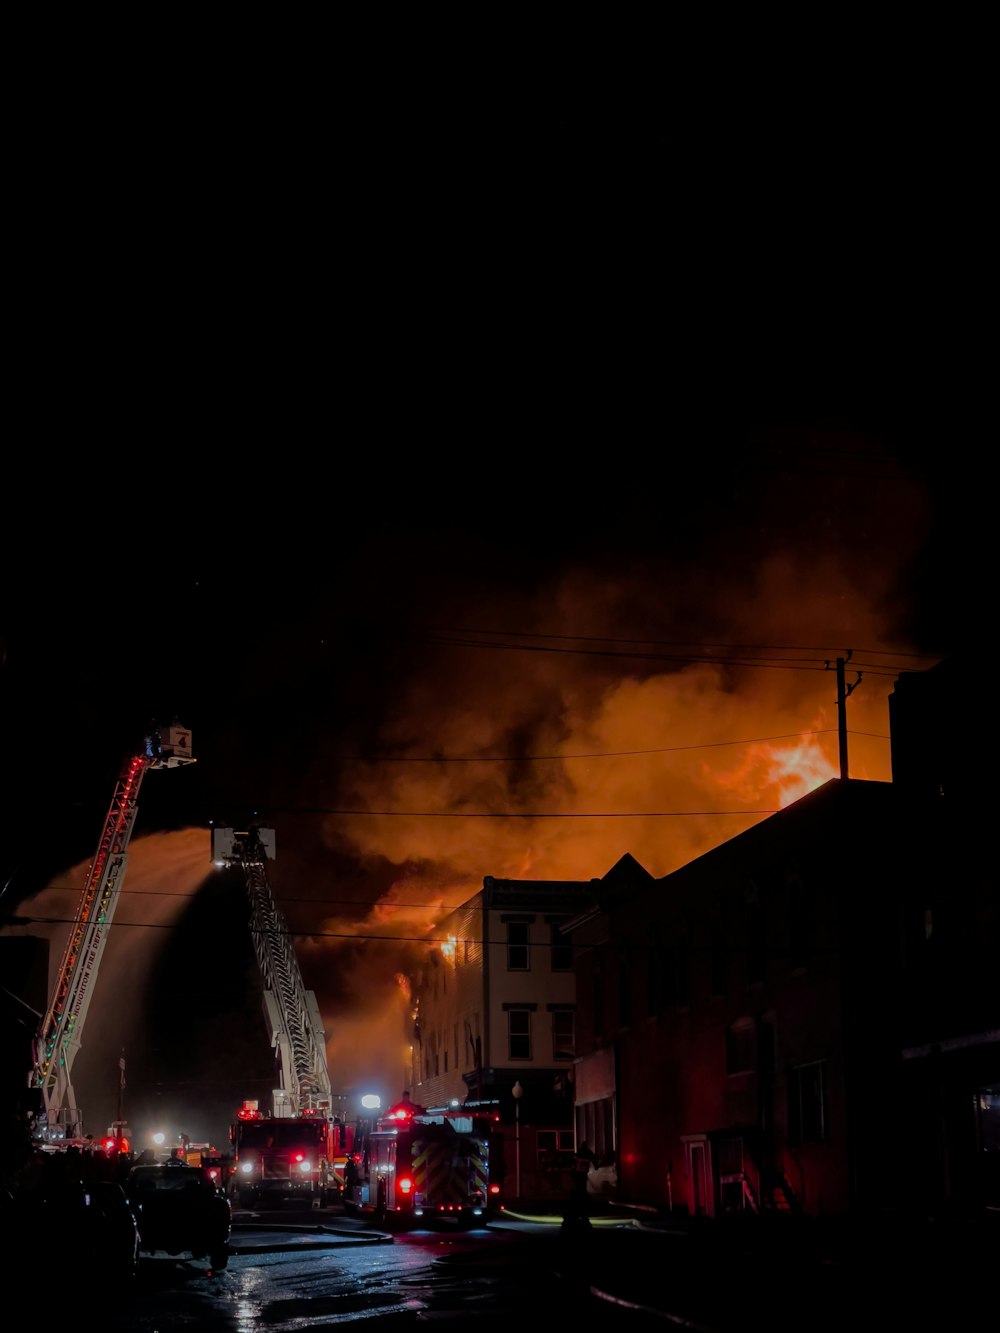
[29,724,195,1143]
[228,1099,341,1207]
[212,826,341,1208]
[343,1098,504,1229]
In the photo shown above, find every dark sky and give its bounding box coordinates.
[2,89,988,1145]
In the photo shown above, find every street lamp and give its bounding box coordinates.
[512,1081,523,1201]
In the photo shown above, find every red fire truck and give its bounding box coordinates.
[229,1100,339,1208]
[342,1099,504,1229]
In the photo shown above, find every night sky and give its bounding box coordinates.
[2,92,987,1147]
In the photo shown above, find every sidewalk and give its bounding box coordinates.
[470,1200,1000,1328]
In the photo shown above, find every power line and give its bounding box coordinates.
[344,727,890,762]
[429,628,939,662]
[422,634,840,671]
[267,807,780,819]
[4,913,856,952]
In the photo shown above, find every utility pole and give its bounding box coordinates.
[826,651,863,779]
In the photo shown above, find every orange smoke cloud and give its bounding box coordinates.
[4,498,931,1119]
[297,548,911,1101]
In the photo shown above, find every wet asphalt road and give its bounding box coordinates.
[74,1205,668,1331]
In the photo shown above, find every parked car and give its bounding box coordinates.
[125,1161,231,1270]
[5,1155,140,1298]
[89,1179,141,1281]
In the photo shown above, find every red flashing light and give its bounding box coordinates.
[397,1176,413,1194]
[488,1183,501,1195]
[293,1152,305,1163]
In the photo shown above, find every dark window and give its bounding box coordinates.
[789,1061,827,1144]
[537,1129,575,1169]
[552,1008,575,1061]
[508,1008,531,1060]
[550,921,573,971]
[507,921,529,971]
[727,1018,756,1075]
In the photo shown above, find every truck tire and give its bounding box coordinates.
[210,1247,229,1271]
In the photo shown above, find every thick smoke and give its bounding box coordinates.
[4,439,944,1124]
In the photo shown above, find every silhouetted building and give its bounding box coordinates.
[566,657,999,1221]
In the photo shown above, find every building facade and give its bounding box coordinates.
[567,659,999,1222]
[410,871,604,1200]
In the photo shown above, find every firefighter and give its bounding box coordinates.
[388,1090,424,1117]
[561,1143,593,1233]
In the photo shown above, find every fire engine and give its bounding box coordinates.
[29,724,195,1143]
[343,1098,505,1228]
[212,825,341,1208]
[229,1099,341,1207]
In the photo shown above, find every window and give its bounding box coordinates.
[727,1017,756,1075]
[550,921,573,971]
[508,1008,531,1060]
[789,1060,827,1144]
[537,1129,575,1169]
[552,1008,575,1061]
[507,921,529,971]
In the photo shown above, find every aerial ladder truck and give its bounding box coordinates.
[30,723,195,1145]
[210,825,341,1207]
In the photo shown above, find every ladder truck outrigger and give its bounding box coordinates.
[211,825,342,1208]
[29,723,195,1146]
